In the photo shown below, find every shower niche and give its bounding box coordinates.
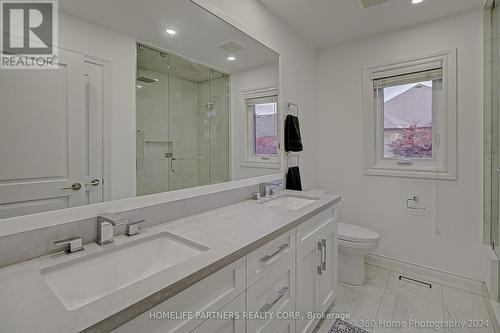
[136,44,230,195]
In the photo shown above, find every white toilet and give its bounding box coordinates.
[338,223,380,285]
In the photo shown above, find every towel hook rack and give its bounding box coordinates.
[286,153,300,168]
[285,102,299,116]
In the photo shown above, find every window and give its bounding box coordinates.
[242,88,280,168]
[363,51,457,179]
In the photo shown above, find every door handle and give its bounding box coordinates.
[321,239,327,272]
[61,183,82,191]
[89,179,100,186]
[317,241,323,275]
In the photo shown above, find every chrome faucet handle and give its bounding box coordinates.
[259,181,284,198]
[126,219,145,236]
[54,237,83,254]
[97,213,128,226]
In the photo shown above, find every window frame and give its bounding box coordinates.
[362,50,457,180]
[241,87,280,169]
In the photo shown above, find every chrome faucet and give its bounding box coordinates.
[96,213,128,245]
[259,181,283,198]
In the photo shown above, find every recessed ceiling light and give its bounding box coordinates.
[153,78,159,82]
[227,56,236,61]
[136,85,143,89]
[166,28,177,35]
[411,0,424,4]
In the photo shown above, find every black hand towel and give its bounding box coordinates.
[284,115,303,152]
[286,166,302,191]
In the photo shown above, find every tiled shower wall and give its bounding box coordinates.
[198,76,230,186]
[136,69,229,195]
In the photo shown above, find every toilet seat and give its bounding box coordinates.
[338,223,380,243]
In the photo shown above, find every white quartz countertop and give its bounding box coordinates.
[0,191,340,333]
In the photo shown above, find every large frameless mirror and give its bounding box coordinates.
[0,0,280,218]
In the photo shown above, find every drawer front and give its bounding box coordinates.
[296,207,336,249]
[113,258,246,333]
[189,293,245,333]
[246,256,295,333]
[246,229,295,287]
[271,318,295,333]
[256,302,295,333]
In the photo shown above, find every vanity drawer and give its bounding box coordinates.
[246,229,295,287]
[189,292,245,333]
[296,208,336,249]
[271,318,295,333]
[246,256,295,333]
[113,257,246,333]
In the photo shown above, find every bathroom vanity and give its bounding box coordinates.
[0,191,339,333]
[0,1,338,331]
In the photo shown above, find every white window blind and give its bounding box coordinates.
[245,95,278,106]
[373,68,442,89]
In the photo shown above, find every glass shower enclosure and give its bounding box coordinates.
[136,44,230,195]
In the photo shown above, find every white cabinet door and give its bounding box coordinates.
[295,239,321,333]
[190,293,245,333]
[274,319,295,333]
[318,222,337,313]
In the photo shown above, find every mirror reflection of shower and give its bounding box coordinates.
[136,44,230,195]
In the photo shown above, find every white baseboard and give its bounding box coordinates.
[366,253,485,296]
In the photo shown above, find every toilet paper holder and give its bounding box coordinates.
[407,196,426,211]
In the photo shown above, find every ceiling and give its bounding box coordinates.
[258,0,484,48]
[137,44,226,83]
[60,0,278,74]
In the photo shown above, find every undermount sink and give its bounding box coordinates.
[263,195,317,211]
[41,232,208,311]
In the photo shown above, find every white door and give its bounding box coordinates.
[318,223,337,312]
[296,240,321,333]
[84,60,104,203]
[0,49,104,218]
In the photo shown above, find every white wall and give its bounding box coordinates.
[194,0,319,190]
[230,62,279,180]
[60,13,137,200]
[317,10,485,280]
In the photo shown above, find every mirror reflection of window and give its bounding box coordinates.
[252,100,278,156]
[245,93,279,165]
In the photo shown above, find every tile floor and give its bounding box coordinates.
[315,264,493,333]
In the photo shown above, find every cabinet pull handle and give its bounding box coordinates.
[259,286,288,312]
[321,239,327,272]
[317,241,323,275]
[260,243,288,262]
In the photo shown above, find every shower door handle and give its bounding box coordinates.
[169,158,176,173]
